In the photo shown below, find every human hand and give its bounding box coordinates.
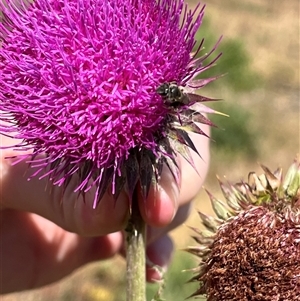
[0,126,210,294]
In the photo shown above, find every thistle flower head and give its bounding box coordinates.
[187,159,300,300]
[0,0,220,206]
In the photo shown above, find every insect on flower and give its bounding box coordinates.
[156,82,190,108]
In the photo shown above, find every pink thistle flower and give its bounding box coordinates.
[0,0,221,207]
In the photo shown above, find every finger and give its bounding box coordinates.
[147,201,193,245]
[146,234,173,282]
[119,203,191,281]
[0,161,130,235]
[0,210,123,294]
[1,136,130,236]
[178,125,210,204]
[138,124,210,228]
[138,164,180,228]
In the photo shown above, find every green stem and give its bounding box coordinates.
[125,190,146,301]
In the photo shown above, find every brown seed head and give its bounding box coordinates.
[188,159,300,300]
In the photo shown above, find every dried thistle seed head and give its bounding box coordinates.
[0,0,222,207]
[187,159,300,301]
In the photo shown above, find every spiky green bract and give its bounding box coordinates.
[187,159,300,301]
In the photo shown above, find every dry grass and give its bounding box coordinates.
[2,0,299,300]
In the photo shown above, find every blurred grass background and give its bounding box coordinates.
[1,0,299,300]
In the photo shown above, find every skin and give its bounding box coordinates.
[0,126,210,294]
